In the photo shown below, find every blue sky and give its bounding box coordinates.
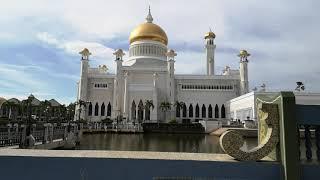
[0,0,319,104]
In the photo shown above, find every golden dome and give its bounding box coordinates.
[204,31,216,39]
[129,22,168,45]
[129,7,168,45]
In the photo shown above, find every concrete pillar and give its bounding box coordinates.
[123,72,129,122]
[49,124,53,142]
[21,125,26,146]
[43,124,48,144]
[151,73,158,121]
[7,124,11,145]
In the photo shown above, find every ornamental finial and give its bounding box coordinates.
[146,5,153,23]
[79,48,91,60]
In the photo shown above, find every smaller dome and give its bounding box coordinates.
[205,31,216,39]
[239,50,250,57]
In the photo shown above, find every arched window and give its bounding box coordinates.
[107,102,111,116]
[94,103,99,116]
[88,103,92,116]
[215,104,219,118]
[101,103,105,116]
[195,104,200,118]
[221,104,226,118]
[202,104,206,118]
[189,104,193,117]
[176,105,180,117]
[182,104,187,117]
[131,101,136,120]
[208,104,213,118]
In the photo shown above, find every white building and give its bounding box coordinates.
[75,9,251,123]
[226,91,320,122]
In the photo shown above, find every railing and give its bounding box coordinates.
[0,124,79,147]
[296,105,320,161]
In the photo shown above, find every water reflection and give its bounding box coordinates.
[77,133,258,154]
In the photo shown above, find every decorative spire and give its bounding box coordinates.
[146,5,153,23]
[113,49,125,61]
[79,48,91,60]
[238,49,250,62]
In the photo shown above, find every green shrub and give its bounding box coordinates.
[168,119,177,124]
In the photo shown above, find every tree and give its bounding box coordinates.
[3,101,18,121]
[159,101,171,122]
[144,100,154,121]
[40,100,51,122]
[58,104,67,122]
[66,103,75,122]
[145,100,154,110]
[174,101,185,119]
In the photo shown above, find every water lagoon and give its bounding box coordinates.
[76,133,258,153]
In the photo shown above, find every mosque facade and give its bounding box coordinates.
[75,9,251,123]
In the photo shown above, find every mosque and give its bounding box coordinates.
[75,8,251,123]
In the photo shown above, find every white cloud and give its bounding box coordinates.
[1,0,320,101]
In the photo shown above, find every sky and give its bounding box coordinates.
[0,0,319,104]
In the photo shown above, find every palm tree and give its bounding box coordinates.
[66,103,75,122]
[58,104,67,122]
[174,101,185,119]
[3,101,17,121]
[145,100,154,110]
[174,101,185,109]
[159,101,172,122]
[144,100,154,122]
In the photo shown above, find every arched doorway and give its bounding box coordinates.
[88,103,92,116]
[94,103,99,116]
[138,100,144,123]
[208,104,213,118]
[202,104,206,118]
[107,102,111,116]
[176,105,180,117]
[189,104,193,118]
[215,104,219,118]
[131,101,136,121]
[101,103,105,116]
[221,104,226,118]
[195,104,200,118]
[145,103,150,121]
[182,104,187,118]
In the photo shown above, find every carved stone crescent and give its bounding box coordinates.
[219,103,279,161]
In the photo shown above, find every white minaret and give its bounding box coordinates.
[166,49,177,121]
[78,48,91,119]
[205,30,216,75]
[238,50,250,95]
[112,49,125,120]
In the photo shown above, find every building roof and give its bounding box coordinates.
[49,99,61,107]
[7,98,20,104]
[31,97,41,106]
